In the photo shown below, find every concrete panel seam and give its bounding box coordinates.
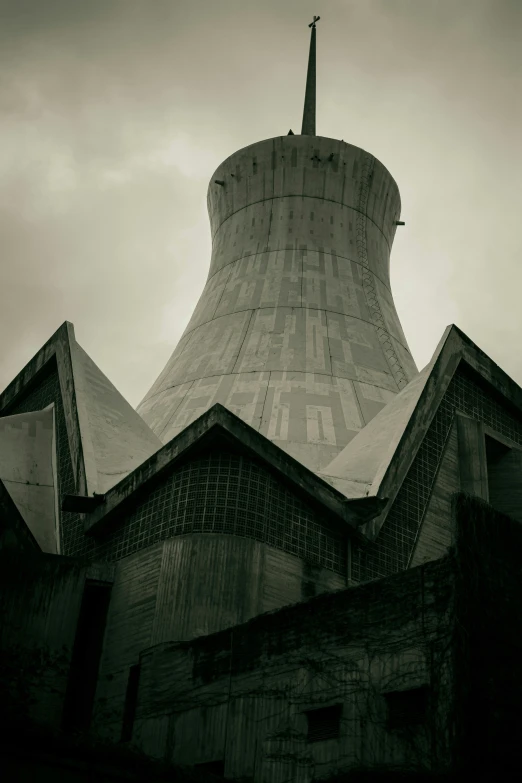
[211,195,393,252]
[206,262,236,324]
[351,381,368,425]
[204,248,395,298]
[231,311,256,375]
[174,305,412,353]
[356,155,407,391]
[144,371,403,407]
[156,380,197,442]
[257,370,272,434]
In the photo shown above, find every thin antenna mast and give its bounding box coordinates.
[301,16,320,135]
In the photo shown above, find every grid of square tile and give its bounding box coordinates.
[13,355,520,582]
[99,451,347,574]
[352,364,522,581]
[2,362,347,570]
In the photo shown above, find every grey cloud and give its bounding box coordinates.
[1,0,521,406]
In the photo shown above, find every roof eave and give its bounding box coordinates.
[83,404,384,542]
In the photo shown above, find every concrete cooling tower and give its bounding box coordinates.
[137,20,418,474]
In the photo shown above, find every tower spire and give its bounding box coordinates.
[301,16,320,136]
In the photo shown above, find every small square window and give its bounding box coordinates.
[305,704,342,743]
[384,686,429,730]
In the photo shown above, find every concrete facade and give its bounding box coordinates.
[92,535,347,744]
[133,555,454,779]
[0,405,59,553]
[138,136,418,473]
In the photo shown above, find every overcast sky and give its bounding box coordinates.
[0,0,520,407]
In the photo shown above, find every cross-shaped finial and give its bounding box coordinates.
[308,15,320,28]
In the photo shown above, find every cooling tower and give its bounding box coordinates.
[137,21,417,474]
[138,134,417,473]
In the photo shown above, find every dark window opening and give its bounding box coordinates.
[384,686,429,730]
[485,434,522,523]
[305,704,342,743]
[62,581,111,732]
[485,434,511,465]
[121,664,141,742]
[195,761,225,777]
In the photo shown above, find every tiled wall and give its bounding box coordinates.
[352,365,522,581]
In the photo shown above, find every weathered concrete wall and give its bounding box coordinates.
[94,535,346,740]
[456,415,488,500]
[410,420,460,567]
[94,543,164,740]
[0,550,86,730]
[138,136,417,474]
[133,557,454,780]
[0,406,59,554]
[486,436,522,524]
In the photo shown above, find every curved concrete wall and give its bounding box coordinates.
[152,534,346,643]
[138,135,417,473]
[95,533,346,737]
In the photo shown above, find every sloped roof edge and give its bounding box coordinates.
[0,321,70,412]
[345,324,522,541]
[0,321,161,499]
[320,325,454,496]
[0,321,91,495]
[83,403,387,542]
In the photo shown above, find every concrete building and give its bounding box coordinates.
[2,19,522,782]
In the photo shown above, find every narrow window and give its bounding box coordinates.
[195,760,225,776]
[384,686,429,730]
[121,664,141,742]
[305,704,342,743]
[62,581,111,732]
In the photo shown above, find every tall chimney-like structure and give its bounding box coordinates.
[137,20,418,474]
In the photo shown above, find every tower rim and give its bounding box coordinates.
[207,135,400,201]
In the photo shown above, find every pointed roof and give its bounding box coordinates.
[320,324,522,540]
[301,16,320,135]
[0,322,162,498]
[84,403,387,541]
[319,332,446,499]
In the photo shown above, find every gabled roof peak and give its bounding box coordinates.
[319,323,522,540]
[84,402,386,542]
[0,321,161,499]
